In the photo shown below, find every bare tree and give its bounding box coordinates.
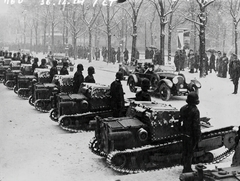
[167,0,181,62]
[229,0,240,55]
[101,3,121,63]
[125,0,144,64]
[149,0,173,64]
[81,3,102,62]
[186,0,215,78]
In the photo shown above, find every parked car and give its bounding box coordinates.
[47,53,74,72]
[119,59,152,79]
[127,64,201,101]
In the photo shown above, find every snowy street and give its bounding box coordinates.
[0,59,240,181]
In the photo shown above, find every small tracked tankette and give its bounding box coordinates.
[28,71,73,113]
[3,60,22,89]
[49,83,118,133]
[89,101,237,174]
[13,64,35,99]
[14,74,36,99]
[0,58,11,82]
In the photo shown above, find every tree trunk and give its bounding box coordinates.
[88,27,92,62]
[235,23,238,55]
[167,14,173,63]
[160,21,165,65]
[73,33,77,60]
[107,4,111,63]
[30,28,33,52]
[131,22,137,64]
[51,22,54,53]
[43,23,47,54]
[199,13,206,78]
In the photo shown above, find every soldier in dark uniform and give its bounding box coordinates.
[124,48,129,64]
[174,50,180,72]
[110,71,124,117]
[73,64,84,93]
[231,57,240,94]
[222,53,229,78]
[60,62,69,75]
[32,57,39,74]
[84,66,95,83]
[180,92,201,173]
[49,60,58,82]
[39,59,48,68]
[209,52,216,73]
[136,78,151,101]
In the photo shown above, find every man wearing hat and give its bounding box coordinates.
[110,71,125,117]
[135,78,151,101]
[179,92,201,173]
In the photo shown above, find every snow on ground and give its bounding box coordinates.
[0,57,239,181]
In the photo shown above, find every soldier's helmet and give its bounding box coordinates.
[77,63,84,71]
[116,71,123,80]
[141,78,150,91]
[186,92,199,105]
[88,66,95,75]
[52,60,58,67]
[34,57,39,63]
[63,62,69,67]
[41,58,47,64]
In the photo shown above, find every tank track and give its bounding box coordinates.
[104,127,236,174]
[28,95,34,106]
[58,110,113,133]
[34,99,52,113]
[49,108,58,122]
[5,80,15,90]
[18,88,31,100]
[89,137,107,157]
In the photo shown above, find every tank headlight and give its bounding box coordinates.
[172,77,178,84]
[180,84,184,88]
[81,100,89,109]
[138,128,148,141]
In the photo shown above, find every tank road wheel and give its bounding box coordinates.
[128,77,137,92]
[28,96,34,106]
[13,86,18,94]
[50,109,58,122]
[159,83,171,101]
[112,154,127,169]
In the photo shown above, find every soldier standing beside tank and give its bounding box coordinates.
[32,57,39,74]
[73,64,84,93]
[85,66,95,83]
[60,62,69,75]
[39,59,48,68]
[110,71,125,117]
[135,78,151,101]
[180,92,201,173]
[49,60,58,82]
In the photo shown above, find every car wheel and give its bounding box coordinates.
[151,75,159,91]
[128,77,137,92]
[159,83,171,101]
